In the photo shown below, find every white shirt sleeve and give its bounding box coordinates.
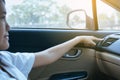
[3,51,35,77]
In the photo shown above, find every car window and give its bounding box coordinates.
[6,0,92,29]
[97,0,120,30]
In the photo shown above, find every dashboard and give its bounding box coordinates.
[96,33,120,80]
[96,33,120,55]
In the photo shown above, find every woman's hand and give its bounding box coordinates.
[76,36,103,47]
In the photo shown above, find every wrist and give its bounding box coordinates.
[74,36,83,44]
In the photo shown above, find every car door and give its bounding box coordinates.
[6,0,120,80]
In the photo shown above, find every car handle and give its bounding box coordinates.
[63,48,82,58]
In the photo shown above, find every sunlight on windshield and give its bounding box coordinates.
[97,0,115,17]
[97,0,120,30]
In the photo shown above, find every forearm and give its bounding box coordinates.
[45,37,80,57]
[33,36,81,67]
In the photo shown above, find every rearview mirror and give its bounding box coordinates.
[67,9,87,29]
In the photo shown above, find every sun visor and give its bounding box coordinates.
[102,0,120,11]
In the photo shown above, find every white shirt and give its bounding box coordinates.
[0,51,35,80]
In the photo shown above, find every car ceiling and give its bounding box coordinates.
[102,0,120,11]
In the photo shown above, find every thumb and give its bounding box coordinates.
[93,37,103,41]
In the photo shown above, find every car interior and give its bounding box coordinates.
[5,0,120,80]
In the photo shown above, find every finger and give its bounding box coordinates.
[92,37,103,41]
[89,41,96,47]
[84,41,96,47]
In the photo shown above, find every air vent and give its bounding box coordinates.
[102,38,118,47]
[115,33,120,35]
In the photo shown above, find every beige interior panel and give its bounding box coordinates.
[29,48,96,80]
[96,51,120,79]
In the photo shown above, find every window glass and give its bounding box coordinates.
[97,0,120,30]
[6,0,92,29]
